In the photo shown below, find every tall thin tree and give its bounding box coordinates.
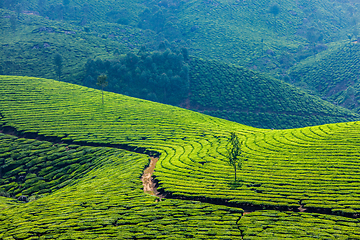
[97,74,108,104]
[53,53,63,81]
[269,3,280,29]
[225,132,246,182]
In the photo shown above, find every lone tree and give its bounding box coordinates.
[97,74,108,104]
[9,15,17,32]
[226,132,246,182]
[53,53,63,81]
[269,3,280,17]
[269,3,280,28]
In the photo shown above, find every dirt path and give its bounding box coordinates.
[141,157,166,200]
[140,157,258,214]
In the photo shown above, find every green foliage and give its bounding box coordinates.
[97,74,108,104]
[0,75,360,217]
[1,75,360,237]
[0,133,243,239]
[240,211,360,238]
[9,14,16,32]
[53,53,63,81]
[289,42,360,113]
[2,0,360,79]
[269,3,280,16]
[84,49,189,104]
[96,74,108,88]
[188,58,360,129]
[1,5,359,130]
[0,133,107,197]
[0,8,134,83]
[225,132,245,182]
[83,54,360,129]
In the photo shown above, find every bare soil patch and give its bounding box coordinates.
[141,157,166,200]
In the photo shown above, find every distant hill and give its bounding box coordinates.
[1,8,359,129]
[187,58,360,129]
[0,8,155,82]
[1,7,360,130]
[289,41,360,113]
[1,0,360,77]
[80,52,360,129]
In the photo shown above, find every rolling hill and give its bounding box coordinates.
[289,41,360,113]
[187,57,360,129]
[2,0,360,77]
[2,7,358,130]
[1,0,360,237]
[0,75,360,238]
[0,8,156,83]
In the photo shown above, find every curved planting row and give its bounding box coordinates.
[155,121,360,216]
[240,210,360,239]
[0,133,244,239]
[1,75,360,238]
[1,76,360,215]
[189,58,359,129]
[0,133,112,198]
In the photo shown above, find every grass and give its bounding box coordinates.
[1,75,360,238]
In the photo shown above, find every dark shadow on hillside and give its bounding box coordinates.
[227,180,243,190]
[0,123,160,157]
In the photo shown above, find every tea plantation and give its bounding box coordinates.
[0,8,154,83]
[289,42,360,112]
[2,7,360,131]
[240,211,360,239]
[188,58,360,129]
[0,134,245,239]
[1,75,360,238]
[82,53,360,129]
[6,0,357,76]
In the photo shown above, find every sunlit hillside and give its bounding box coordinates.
[0,76,359,238]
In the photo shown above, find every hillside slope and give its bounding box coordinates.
[0,8,156,83]
[81,51,360,129]
[188,58,360,129]
[289,41,360,113]
[0,75,360,238]
[2,9,358,130]
[2,0,360,76]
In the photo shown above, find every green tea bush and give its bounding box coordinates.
[1,75,360,238]
[0,134,244,239]
[290,43,360,113]
[189,58,359,129]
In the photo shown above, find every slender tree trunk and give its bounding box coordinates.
[58,66,61,81]
[234,166,237,182]
[102,87,104,104]
[274,17,277,31]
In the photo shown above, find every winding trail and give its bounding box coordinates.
[140,156,360,219]
[140,157,260,213]
[141,157,166,200]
